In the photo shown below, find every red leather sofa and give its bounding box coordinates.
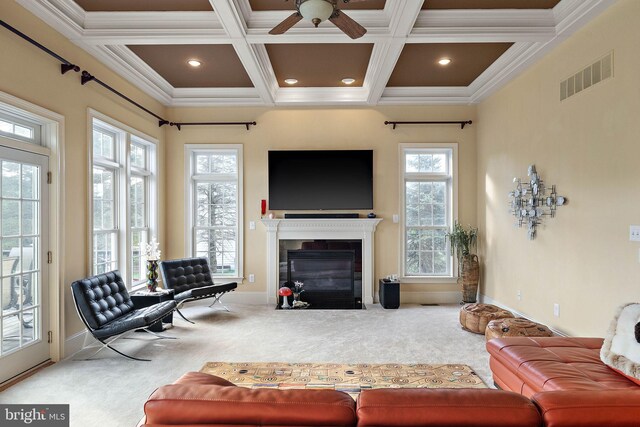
[142,372,539,427]
[487,336,640,426]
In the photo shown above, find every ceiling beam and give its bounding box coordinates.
[366,1,424,105]
[209,0,276,105]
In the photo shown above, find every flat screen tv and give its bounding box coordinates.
[268,150,373,210]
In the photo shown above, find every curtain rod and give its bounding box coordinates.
[384,120,473,130]
[159,121,257,131]
[0,20,80,75]
[0,20,256,131]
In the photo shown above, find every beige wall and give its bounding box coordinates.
[166,105,477,301]
[0,2,167,341]
[476,0,640,336]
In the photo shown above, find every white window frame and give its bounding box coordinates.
[184,144,243,281]
[129,137,153,286]
[399,143,458,283]
[88,110,158,289]
[0,109,42,146]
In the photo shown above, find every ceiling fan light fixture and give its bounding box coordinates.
[187,59,202,67]
[284,78,299,85]
[438,58,452,66]
[341,78,356,85]
[299,0,335,27]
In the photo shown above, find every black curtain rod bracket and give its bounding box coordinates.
[160,121,257,131]
[385,120,473,130]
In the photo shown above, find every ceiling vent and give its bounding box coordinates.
[560,51,613,101]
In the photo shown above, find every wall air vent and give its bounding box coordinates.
[560,51,613,101]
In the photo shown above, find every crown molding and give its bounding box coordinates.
[83,11,222,30]
[84,44,173,105]
[170,88,263,107]
[379,87,472,106]
[15,0,84,39]
[274,87,369,106]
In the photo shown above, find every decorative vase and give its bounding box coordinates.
[281,295,291,309]
[146,260,159,292]
[460,255,480,303]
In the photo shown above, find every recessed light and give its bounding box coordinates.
[438,58,452,66]
[187,59,202,67]
[341,78,356,85]
[284,78,298,85]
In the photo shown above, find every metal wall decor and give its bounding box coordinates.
[509,165,567,240]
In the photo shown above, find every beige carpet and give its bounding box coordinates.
[0,303,493,427]
[201,361,486,398]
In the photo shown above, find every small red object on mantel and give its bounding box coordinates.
[278,287,292,297]
[261,199,267,216]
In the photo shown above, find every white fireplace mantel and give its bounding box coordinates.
[261,218,383,306]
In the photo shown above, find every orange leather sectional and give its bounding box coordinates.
[142,337,640,427]
[487,337,640,426]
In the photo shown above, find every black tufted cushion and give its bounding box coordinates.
[71,270,134,330]
[160,257,237,303]
[91,300,176,339]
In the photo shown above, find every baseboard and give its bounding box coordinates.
[221,291,268,305]
[400,291,461,305]
[64,330,88,359]
[479,294,569,337]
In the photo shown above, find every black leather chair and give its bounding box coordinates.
[160,257,237,322]
[71,270,177,361]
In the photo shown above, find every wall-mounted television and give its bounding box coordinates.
[268,150,373,210]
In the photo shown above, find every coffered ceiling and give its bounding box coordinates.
[16,0,615,107]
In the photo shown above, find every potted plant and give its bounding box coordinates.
[445,222,479,303]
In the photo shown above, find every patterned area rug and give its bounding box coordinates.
[200,362,486,399]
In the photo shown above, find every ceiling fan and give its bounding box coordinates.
[269,0,368,40]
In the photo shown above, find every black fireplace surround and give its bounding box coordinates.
[281,240,362,309]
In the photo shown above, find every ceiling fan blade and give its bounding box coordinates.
[269,12,303,35]
[329,10,367,39]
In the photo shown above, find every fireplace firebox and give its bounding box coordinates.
[287,249,359,309]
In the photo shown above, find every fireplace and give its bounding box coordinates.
[286,246,360,309]
[262,218,382,306]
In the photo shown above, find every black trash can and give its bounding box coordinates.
[379,279,400,309]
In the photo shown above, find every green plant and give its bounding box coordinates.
[445,222,478,263]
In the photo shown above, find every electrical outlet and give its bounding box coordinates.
[553,303,560,317]
[392,214,399,223]
[248,274,255,283]
[517,290,522,301]
[630,225,640,241]
[249,221,256,230]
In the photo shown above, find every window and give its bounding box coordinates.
[91,114,157,287]
[400,145,456,279]
[186,145,243,279]
[0,112,41,145]
[129,138,152,283]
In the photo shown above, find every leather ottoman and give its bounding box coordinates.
[460,303,514,334]
[485,318,553,341]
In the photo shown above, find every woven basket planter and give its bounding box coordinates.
[460,255,480,303]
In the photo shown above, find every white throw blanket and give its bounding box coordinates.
[601,303,640,380]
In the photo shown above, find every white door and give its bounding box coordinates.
[0,145,49,384]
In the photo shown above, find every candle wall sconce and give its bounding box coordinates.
[509,164,567,240]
